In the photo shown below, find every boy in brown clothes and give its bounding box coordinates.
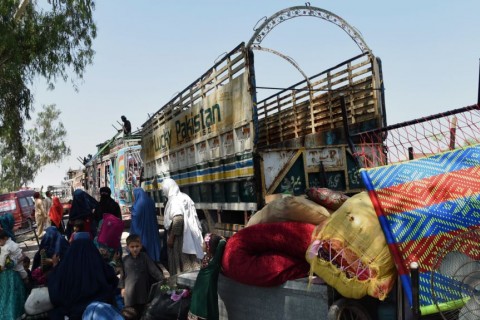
[120,234,164,318]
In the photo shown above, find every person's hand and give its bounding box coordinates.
[121,288,126,297]
[113,251,121,261]
[52,254,60,267]
[42,258,53,266]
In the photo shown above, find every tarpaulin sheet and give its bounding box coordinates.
[360,144,480,315]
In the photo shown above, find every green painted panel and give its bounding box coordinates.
[274,155,306,196]
[346,153,364,189]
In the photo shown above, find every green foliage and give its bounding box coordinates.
[29,104,71,166]
[0,0,96,158]
[0,104,71,191]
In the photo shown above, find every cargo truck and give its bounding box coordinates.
[140,6,386,235]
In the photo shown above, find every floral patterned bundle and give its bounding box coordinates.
[306,187,349,210]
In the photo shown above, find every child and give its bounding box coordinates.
[23,256,33,293]
[23,256,32,278]
[69,219,86,243]
[0,230,28,281]
[120,234,165,319]
[188,233,226,320]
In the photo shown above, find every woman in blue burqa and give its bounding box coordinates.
[0,212,16,241]
[66,189,99,239]
[0,213,27,319]
[130,187,162,262]
[31,226,69,284]
[47,237,118,320]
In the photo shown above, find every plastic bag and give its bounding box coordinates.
[24,287,54,315]
[143,291,190,320]
[306,192,396,300]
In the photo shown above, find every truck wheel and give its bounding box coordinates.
[328,298,372,320]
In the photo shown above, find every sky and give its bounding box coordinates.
[30,0,480,188]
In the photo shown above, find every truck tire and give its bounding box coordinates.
[328,298,372,320]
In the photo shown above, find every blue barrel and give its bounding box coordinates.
[212,182,226,203]
[199,184,212,202]
[189,185,201,203]
[225,181,240,202]
[239,180,256,202]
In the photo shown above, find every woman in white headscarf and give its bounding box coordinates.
[162,178,204,275]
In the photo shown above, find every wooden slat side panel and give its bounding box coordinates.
[142,44,246,131]
[256,54,382,148]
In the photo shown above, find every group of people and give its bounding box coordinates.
[33,190,65,236]
[0,178,227,320]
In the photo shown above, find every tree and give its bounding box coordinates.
[0,0,96,159]
[0,104,71,191]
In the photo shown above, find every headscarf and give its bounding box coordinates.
[95,187,122,221]
[32,226,69,271]
[0,213,15,241]
[71,231,91,242]
[69,189,98,221]
[162,178,180,199]
[47,238,118,319]
[82,302,124,320]
[67,189,98,238]
[49,197,64,228]
[201,233,213,268]
[162,178,181,231]
[100,186,111,197]
[130,188,161,261]
[162,178,204,259]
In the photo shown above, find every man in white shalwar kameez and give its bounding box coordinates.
[162,178,204,275]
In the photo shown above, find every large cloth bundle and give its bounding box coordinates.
[97,213,124,249]
[361,144,480,315]
[306,192,396,300]
[246,196,331,227]
[222,221,315,287]
[306,187,350,210]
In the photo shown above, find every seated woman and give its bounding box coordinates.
[47,238,119,320]
[0,214,27,319]
[0,213,16,241]
[32,227,69,268]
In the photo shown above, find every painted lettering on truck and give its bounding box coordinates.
[175,104,221,143]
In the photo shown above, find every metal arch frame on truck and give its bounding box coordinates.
[246,5,371,53]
